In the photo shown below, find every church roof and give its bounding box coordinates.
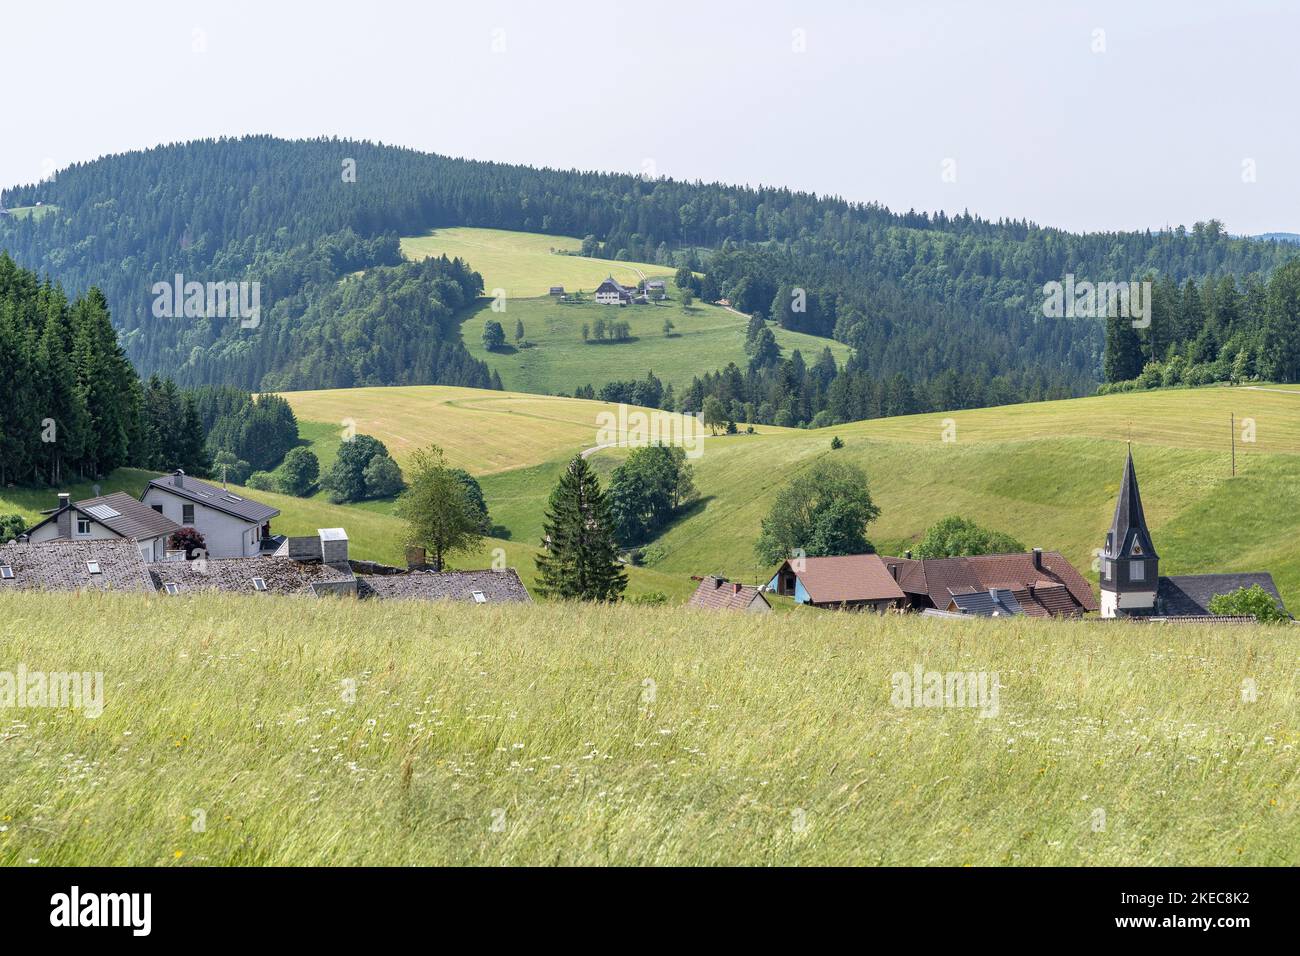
[1107,448,1158,559]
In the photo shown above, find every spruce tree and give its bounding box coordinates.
[535,456,627,601]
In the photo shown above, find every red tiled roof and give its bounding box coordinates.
[881,551,1097,616]
[776,554,905,604]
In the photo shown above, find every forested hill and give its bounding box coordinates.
[2,135,1296,397]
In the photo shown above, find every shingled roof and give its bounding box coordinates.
[148,556,355,596]
[687,575,771,611]
[1152,573,1289,618]
[882,550,1097,616]
[143,471,279,524]
[356,569,532,603]
[0,539,155,593]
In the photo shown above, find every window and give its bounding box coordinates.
[182,504,195,525]
[151,504,163,514]
[87,561,101,575]
[471,590,487,604]
[0,565,12,580]
[251,577,267,592]
[76,517,91,536]
[1130,561,1145,582]
[163,582,179,595]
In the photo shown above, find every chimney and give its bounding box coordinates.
[1032,547,1043,570]
[56,493,71,538]
[887,563,898,581]
[318,528,349,567]
[173,469,185,488]
[17,533,28,544]
[904,550,913,560]
[733,582,742,594]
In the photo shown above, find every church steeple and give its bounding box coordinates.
[1100,446,1159,616]
[1107,446,1158,561]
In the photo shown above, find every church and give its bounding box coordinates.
[1099,448,1289,620]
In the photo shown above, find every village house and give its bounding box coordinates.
[879,549,1097,617]
[1099,448,1289,620]
[22,491,181,562]
[594,276,634,305]
[686,574,772,612]
[140,470,279,558]
[646,279,667,300]
[766,554,906,611]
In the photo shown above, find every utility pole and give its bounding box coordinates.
[1231,413,1236,477]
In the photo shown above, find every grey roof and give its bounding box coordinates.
[356,568,532,603]
[149,556,354,596]
[75,491,180,540]
[1107,448,1158,559]
[948,587,1024,617]
[1150,573,1289,618]
[595,277,631,295]
[0,539,156,593]
[144,471,279,524]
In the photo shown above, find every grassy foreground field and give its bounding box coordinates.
[400,226,674,297]
[1,592,1294,866]
[459,296,852,395]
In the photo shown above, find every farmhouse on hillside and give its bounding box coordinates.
[594,276,634,305]
[687,575,772,612]
[879,549,1097,617]
[22,491,180,562]
[646,279,666,300]
[140,470,279,558]
[1099,448,1290,620]
[767,554,906,611]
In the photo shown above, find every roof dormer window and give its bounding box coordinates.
[0,565,12,580]
[87,561,101,575]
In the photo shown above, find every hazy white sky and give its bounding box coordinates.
[4,0,1298,234]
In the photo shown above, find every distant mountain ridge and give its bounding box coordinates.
[1,136,1296,401]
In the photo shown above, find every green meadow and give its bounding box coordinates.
[459,295,852,395]
[1,593,1294,865]
[400,226,674,297]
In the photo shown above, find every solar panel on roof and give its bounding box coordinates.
[85,504,121,520]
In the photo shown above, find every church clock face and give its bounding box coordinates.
[1133,544,1143,555]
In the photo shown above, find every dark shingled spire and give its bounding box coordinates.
[1107,446,1158,559]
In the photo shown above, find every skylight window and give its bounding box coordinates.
[87,561,101,574]
[163,582,179,595]
[0,565,13,580]
[471,590,487,604]
[252,577,267,591]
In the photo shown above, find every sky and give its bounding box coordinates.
[4,0,1299,235]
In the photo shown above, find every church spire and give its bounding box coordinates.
[1107,447,1157,560]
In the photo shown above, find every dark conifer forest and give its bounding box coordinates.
[2,135,1298,427]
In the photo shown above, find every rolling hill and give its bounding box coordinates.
[273,382,1300,608]
[8,384,1298,608]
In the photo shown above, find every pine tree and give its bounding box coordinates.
[534,456,627,601]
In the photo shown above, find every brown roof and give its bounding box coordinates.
[149,556,354,596]
[777,554,905,604]
[0,539,155,593]
[356,569,532,604]
[882,551,1097,616]
[686,575,771,611]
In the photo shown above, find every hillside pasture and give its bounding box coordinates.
[460,296,852,395]
[400,226,674,297]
